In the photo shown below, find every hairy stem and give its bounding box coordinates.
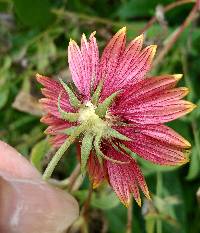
[43,123,86,180]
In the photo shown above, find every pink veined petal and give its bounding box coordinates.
[113,87,189,113]
[125,141,189,166]
[103,34,144,96]
[114,34,144,83]
[87,153,105,188]
[112,75,182,110]
[45,123,73,135]
[118,124,191,149]
[36,74,61,91]
[68,40,85,94]
[50,134,67,148]
[105,146,149,206]
[116,126,190,165]
[106,160,130,206]
[68,33,99,99]
[39,97,72,119]
[114,44,157,91]
[114,100,195,124]
[41,114,67,126]
[137,87,189,106]
[36,74,74,118]
[41,114,73,147]
[96,27,126,99]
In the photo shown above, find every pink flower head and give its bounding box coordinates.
[37,27,196,207]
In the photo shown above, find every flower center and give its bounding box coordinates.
[78,101,108,137]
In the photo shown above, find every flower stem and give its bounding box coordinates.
[42,123,87,180]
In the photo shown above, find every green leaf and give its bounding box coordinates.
[59,78,81,108]
[92,191,120,210]
[104,205,127,233]
[186,146,200,180]
[187,99,200,121]
[145,218,156,233]
[116,0,162,20]
[81,132,94,173]
[0,85,9,109]
[30,139,50,171]
[36,39,57,72]
[74,189,120,210]
[138,157,180,176]
[13,0,54,28]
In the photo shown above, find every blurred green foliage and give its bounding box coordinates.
[0,0,200,233]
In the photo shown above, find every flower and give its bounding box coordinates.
[36,27,196,207]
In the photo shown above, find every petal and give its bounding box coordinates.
[50,134,67,148]
[41,114,67,125]
[105,146,149,206]
[100,34,143,98]
[112,74,182,110]
[36,74,74,118]
[41,114,73,147]
[68,33,99,98]
[116,126,190,166]
[132,124,190,148]
[115,44,157,91]
[111,74,195,124]
[87,153,105,188]
[97,27,126,99]
[45,123,72,135]
[118,100,195,124]
[116,34,144,83]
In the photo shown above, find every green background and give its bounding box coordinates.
[0,0,200,232]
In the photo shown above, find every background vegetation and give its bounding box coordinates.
[0,0,200,232]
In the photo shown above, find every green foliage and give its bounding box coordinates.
[116,0,169,19]
[75,188,120,210]
[30,139,50,171]
[13,0,54,28]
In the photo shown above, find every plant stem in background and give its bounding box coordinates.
[153,1,199,67]
[156,172,163,233]
[139,0,196,34]
[126,197,133,233]
[52,0,196,31]
[192,122,200,164]
[181,48,200,165]
[80,185,93,233]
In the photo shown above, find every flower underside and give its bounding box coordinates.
[57,80,131,172]
[37,27,196,207]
